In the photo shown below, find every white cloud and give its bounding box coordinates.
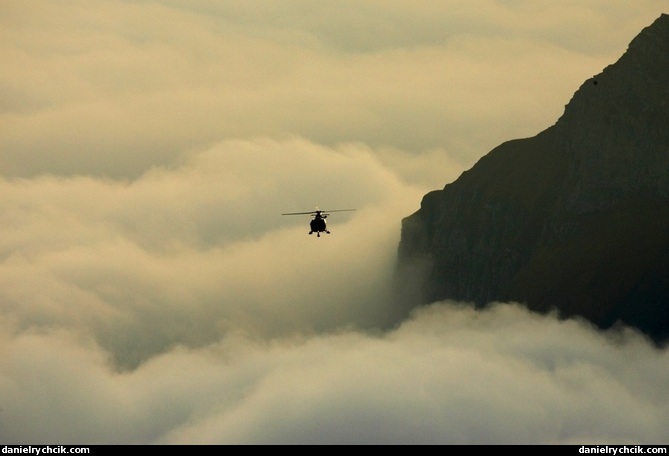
[2,303,667,444]
[0,138,425,369]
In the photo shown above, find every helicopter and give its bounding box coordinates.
[281,207,356,237]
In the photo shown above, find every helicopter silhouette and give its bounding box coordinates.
[282,207,356,237]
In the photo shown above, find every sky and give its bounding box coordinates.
[1,0,668,445]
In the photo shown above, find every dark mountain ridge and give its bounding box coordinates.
[396,14,669,344]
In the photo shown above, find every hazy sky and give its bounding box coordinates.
[1,0,668,444]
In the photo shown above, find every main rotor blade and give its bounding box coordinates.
[281,209,356,215]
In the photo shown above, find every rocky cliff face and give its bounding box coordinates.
[396,14,669,344]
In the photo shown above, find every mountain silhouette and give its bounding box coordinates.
[396,14,669,344]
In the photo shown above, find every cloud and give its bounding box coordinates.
[0,138,426,368]
[1,0,668,445]
[2,1,665,178]
[2,303,668,444]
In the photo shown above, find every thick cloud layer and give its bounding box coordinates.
[2,302,668,444]
[0,139,423,369]
[1,0,668,445]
